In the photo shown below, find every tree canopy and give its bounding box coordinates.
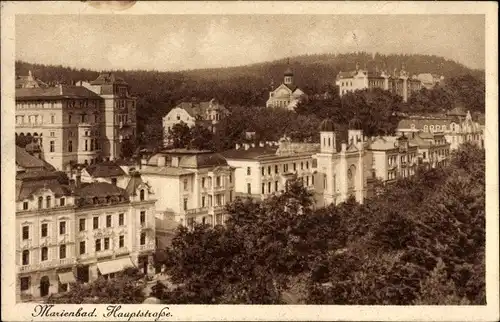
[155,143,485,305]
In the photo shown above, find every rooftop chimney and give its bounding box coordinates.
[171,156,180,167]
[59,84,63,95]
[235,143,241,150]
[244,143,250,150]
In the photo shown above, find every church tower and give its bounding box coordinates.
[348,117,364,145]
[319,118,336,153]
[284,59,294,85]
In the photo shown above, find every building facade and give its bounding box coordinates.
[137,149,235,245]
[336,63,423,102]
[222,137,320,203]
[162,99,228,146]
[15,150,155,302]
[15,73,137,172]
[266,64,306,110]
[397,107,483,150]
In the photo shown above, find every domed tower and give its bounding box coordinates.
[284,59,294,85]
[348,117,363,145]
[319,118,336,153]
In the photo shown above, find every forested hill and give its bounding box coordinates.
[16,52,484,136]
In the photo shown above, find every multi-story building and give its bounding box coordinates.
[15,72,137,172]
[408,132,451,168]
[222,137,320,203]
[336,63,422,102]
[397,107,483,150]
[138,149,235,244]
[162,99,228,146]
[266,63,307,110]
[364,134,420,183]
[314,118,367,205]
[15,149,155,302]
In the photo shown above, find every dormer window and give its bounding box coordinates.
[46,196,51,208]
[93,197,99,204]
[106,196,111,203]
[38,197,43,209]
[60,198,65,206]
[23,201,28,210]
[140,189,145,201]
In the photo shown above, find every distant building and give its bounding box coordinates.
[336,63,422,102]
[266,62,307,110]
[162,99,228,146]
[15,149,155,302]
[417,73,444,89]
[397,106,483,150]
[15,72,137,171]
[16,70,48,89]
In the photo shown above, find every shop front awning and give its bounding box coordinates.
[58,271,76,284]
[97,257,134,275]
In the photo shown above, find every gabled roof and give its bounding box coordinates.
[16,85,102,100]
[85,161,126,178]
[16,171,70,201]
[173,99,228,119]
[74,182,127,198]
[16,146,55,172]
[89,73,127,85]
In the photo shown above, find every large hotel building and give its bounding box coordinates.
[15,72,137,172]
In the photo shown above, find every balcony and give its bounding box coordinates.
[96,249,114,258]
[140,222,154,231]
[115,247,130,255]
[20,239,33,249]
[133,243,155,253]
[119,121,132,129]
[18,258,76,273]
[185,207,209,215]
[212,185,226,192]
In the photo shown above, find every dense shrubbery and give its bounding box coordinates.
[154,143,485,304]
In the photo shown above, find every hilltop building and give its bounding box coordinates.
[417,73,444,89]
[336,63,422,102]
[15,148,155,302]
[162,99,228,146]
[15,72,137,172]
[266,61,307,110]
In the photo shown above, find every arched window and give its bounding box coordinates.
[423,125,428,132]
[328,137,331,146]
[140,189,145,201]
[46,196,51,208]
[93,197,99,204]
[38,196,43,209]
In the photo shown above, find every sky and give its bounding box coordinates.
[16,14,485,71]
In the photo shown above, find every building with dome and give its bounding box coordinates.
[266,62,306,110]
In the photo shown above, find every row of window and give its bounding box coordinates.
[21,211,145,239]
[340,81,353,87]
[183,192,232,210]
[16,101,59,109]
[23,196,66,211]
[199,175,232,189]
[20,232,143,266]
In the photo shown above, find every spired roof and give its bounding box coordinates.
[16,85,102,100]
[348,117,363,130]
[125,171,147,196]
[319,118,335,132]
[284,66,294,76]
[85,161,126,178]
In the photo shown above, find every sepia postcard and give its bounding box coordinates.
[1,1,499,321]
